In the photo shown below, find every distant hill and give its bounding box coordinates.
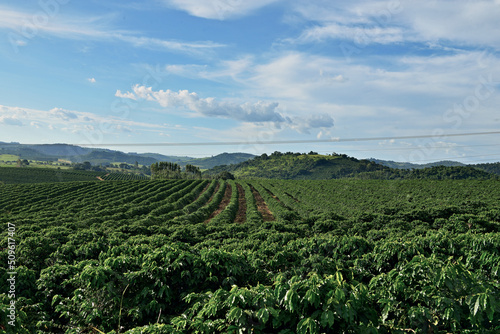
[369,158,466,169]
[0,143,254,168]
[204,152,498,180]
[136,153,192,164]
[0,142,192,165]
[183,152,256,170]
[369,158,500,176]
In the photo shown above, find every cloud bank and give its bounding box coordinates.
[116,85,334,132]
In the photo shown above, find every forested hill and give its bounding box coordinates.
[204,152,499,180]
[183,152,256,170]
[205,152,390,179]
[473,162,500,176]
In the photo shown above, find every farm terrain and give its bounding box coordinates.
[1,177,499,333]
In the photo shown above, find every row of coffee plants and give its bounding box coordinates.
[0,179,499,333]
[0,167,104,184]
[101,173,149,181]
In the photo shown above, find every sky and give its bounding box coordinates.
[1,0,500,163]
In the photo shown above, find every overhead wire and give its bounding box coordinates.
[60,130,500,147]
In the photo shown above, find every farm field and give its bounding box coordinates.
[1,179,499,333]
[0,167,105,184]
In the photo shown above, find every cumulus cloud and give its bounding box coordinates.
[88,77,96,83]
[116,85,287,123]
[115,85,336,133]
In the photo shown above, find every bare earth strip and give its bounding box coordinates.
[249,185,274,221]
[96,173,109,181]
[206,182,220,204]
[205,183,232,223]
[193,181,211,202]
[234,183,247,223]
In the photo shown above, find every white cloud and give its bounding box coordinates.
[116,84,336,133]
[290,0,500,48]
[403,0,500,47]
[0,104,168,137]
[116,85,286,123]
[0,116,23,126]
[115,90,137,100]
[158,49,500,142]
[297,23,404,44]
[88,78,96,83]
[0,6,225,54]
[50,108,78,121]
[161,0,282,20]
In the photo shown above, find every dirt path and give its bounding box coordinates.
[206,182,220,203]
[96,173,110,181]
[249,185,274,221]
[205,183,232,223]
[234,183,247,223]
[193,182,211,202]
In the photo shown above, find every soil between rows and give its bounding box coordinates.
[205,183,232,223]
[234,183,247,223]
[249,185,274,221]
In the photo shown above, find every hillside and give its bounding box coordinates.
[369,158,466,169]
[205,151,498,180]
[473,162,500,176]
[183,152,255,170]
[205,152,390,179]
[0,143,254,168]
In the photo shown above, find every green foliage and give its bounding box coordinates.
[204,152,498,180]
[215,171,235,180]
[0,179,499,333]
[101,173,149,181]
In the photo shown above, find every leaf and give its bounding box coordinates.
[320,310,335,327]
[285,289,298,312]
[334,288,345,303]
[443,308,453,321]
[297,317,318,334]
[305,289,320,307]
[473,295,480,316]
[228,307,243,322]
[381,304,390,323]
[256,307,270,324]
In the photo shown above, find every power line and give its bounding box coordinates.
[69,130,500,147]
[317,143,500,153]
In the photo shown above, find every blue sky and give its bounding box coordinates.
[1,0,500,163]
